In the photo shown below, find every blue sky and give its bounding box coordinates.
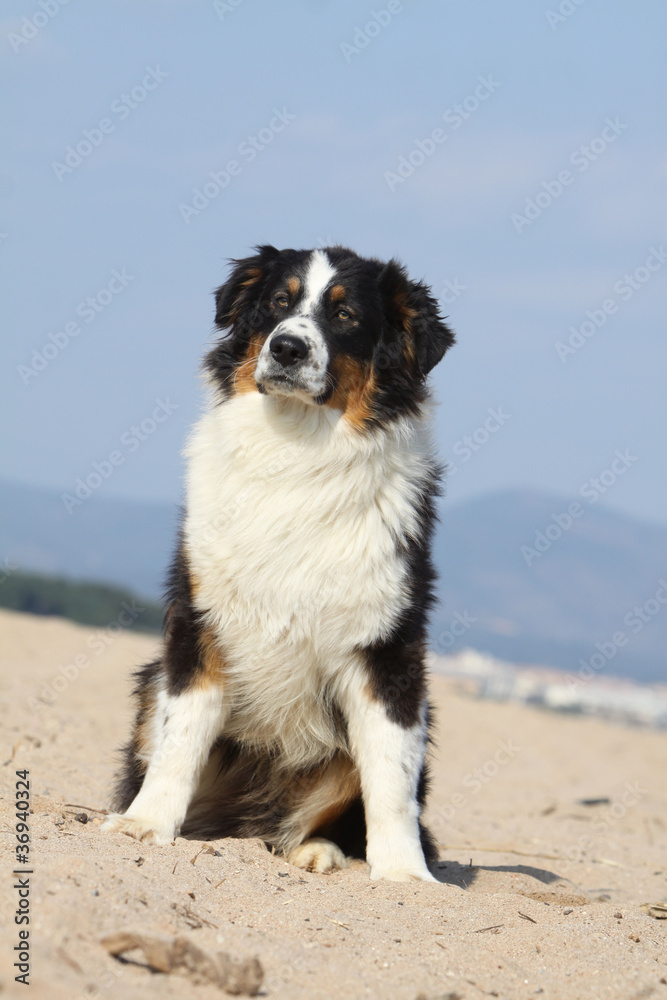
[3,0,666,524]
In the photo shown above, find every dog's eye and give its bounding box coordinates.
[274,293,289,308]
[335,307,352,320]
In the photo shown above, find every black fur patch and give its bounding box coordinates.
[182,742,357,853]
[360,461,441,727]
[161,534,211,695]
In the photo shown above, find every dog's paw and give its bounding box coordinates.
[100,813,175,846]
[369,863,438,883]
[287,838,348,873]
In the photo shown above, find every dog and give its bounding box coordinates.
[102,244,454,882]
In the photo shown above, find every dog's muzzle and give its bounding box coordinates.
[255,321,329,400]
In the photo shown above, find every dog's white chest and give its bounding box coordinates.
[182,393,433,754]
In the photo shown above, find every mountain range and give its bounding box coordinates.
[2,479,665,684]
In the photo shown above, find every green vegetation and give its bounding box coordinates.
[0,570,163,633]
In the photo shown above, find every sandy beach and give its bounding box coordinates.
[1,607,665,999]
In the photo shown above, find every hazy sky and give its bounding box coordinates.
[3,0,666,524]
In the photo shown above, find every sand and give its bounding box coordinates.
[1,607,665,999]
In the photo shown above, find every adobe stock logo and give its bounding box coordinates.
[545,0,588,30]
[521,450,638,567]
[384,75,501,191]
[7,0,72,54]
[511,118,628,234]
[430,738,521,831]
[213,0,244,19]
[435,611,477,652]
[18,268,135,385]
[51,67,168,181]
[447,406,510,477]
[61,398,179,513]
[555,246,667,362]
[567,580,667,690]
[178,108,296,224]
[339,1,413,63]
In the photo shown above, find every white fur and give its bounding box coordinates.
[183,391,436,772]
[299,249,336,315]
[102,683,227,844]
[337,667,435,882]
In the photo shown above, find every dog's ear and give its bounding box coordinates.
[379,259,455,376]
[214,245,280,332]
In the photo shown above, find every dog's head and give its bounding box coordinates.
[206,245,455,427]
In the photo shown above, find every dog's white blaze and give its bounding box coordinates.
[104,683,226,843]
[338,668,435,882]
[298,249,336,316]
[184,390,436,770]
[255,249,335,398]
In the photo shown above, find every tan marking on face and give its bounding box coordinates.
[326,355,376,429]
[330,284,346,303]
[287,275,301,296]
[233,335,265,395]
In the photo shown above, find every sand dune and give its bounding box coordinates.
[1,608,665,999]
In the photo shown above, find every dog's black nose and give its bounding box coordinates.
[270,333,309,367]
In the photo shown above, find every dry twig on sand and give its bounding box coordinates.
[101,930,263,995]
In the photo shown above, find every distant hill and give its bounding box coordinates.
[432,489,667,684]
[2,480,666,683]
[0,479,177,599]
[0,569,162,633]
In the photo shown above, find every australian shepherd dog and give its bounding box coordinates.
[102,245,454,881]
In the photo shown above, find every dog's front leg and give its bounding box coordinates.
[102,683,227,845]
[338,671,436,882]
